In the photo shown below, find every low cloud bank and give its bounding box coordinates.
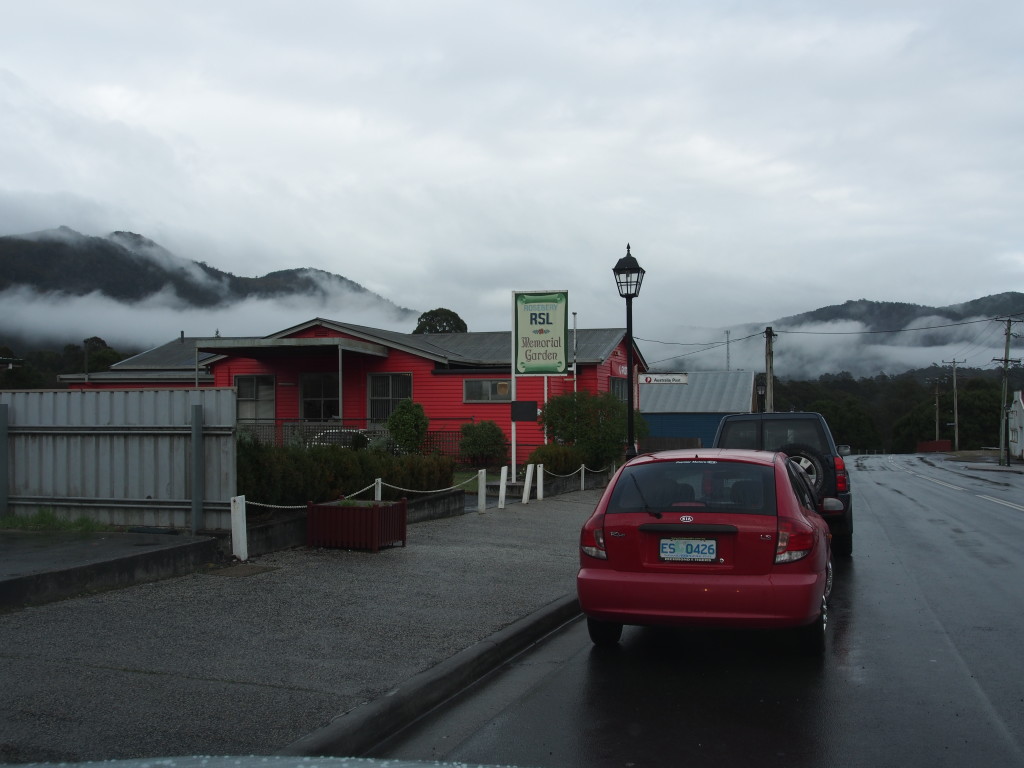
[0,286,419,353]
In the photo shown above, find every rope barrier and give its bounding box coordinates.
[377,476,479,495]
[539,464,609,478]
[339,482,378,499]
[244,500,306,510]
[245,463,609,508]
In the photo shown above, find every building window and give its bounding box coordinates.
[301,373,339,420]
[464,379,511,403]
[236,375,275,421]
[610,376,628,403]
[368,373,412,425]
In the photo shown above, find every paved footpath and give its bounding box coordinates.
[0,490,601,763]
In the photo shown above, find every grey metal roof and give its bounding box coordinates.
[98,322,642,373]
[111,337,219,370]
[640,370,755,414]
[389,327,631,367]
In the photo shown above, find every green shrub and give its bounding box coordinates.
[525,444,586,475]
[387,399,429,454]
[459,420,508,467]
[539,391,648,468]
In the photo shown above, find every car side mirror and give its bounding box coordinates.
[837,445,851,456]
[820,497,844,513]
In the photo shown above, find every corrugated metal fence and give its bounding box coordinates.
[0,389,237,531]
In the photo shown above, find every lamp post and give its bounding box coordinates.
[613,244,645,459]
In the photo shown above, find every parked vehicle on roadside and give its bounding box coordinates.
[712,411,853,556]
[577,448,838,655]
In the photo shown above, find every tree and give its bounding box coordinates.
[413,308,467,334]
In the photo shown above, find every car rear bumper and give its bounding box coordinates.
[577,566,825,629]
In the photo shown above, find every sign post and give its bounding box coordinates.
[511,291,569,477]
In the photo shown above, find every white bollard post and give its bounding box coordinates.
[537,464,544,500]
[375,477,382,501]
[521,463,534,504]
[230,495,248,562]
[498,465,508,509]
[580,464,586,491]
[477,469,487,512]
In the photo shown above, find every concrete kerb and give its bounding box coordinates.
[278,593,582,758]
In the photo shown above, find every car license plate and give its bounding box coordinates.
[660,538,717,562]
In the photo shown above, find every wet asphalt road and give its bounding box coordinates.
[372,454,1024,768]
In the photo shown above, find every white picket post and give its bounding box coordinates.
[521,463,534,504]
[230,495,248,562]
[498,465,508,509]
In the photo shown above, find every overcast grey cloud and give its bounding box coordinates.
[1,0,1022,376]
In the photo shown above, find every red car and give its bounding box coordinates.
[577,448,838,654]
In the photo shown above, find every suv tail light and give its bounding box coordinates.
[581,517,608,560]
[776,518,815,563]
[834,456,849,493]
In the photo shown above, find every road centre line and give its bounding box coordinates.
[886,458,966,491]
[884,456,1022,510]
[976,495,1024,512]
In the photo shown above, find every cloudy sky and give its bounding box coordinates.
[2,1,1022,375]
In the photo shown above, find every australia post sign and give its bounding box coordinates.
[513,291,569,375]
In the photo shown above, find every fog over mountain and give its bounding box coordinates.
[2,227,1021,380]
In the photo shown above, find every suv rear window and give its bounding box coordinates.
[762,421,827,452]
[718,419,828,453]
[608,460,776,516]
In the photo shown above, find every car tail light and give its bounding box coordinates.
[834,456,849,493]
[580,518,608,560]
[776,518,815,563]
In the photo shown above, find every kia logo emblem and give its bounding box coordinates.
[679,515,694,522]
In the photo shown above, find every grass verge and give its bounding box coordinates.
[0,509,112,532]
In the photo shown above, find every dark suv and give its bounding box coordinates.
[712,412,853,556]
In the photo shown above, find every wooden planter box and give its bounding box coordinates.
[306,499,408,552]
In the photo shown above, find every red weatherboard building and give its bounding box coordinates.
[62,318,648,457]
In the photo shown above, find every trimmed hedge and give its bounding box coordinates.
[525,443,587,475]
[237,437,456,506]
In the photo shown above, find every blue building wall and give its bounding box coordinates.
[644,413,728,449]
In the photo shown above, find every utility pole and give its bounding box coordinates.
[994,317,1022,466]
[932,381,940,442]
[943,358,964,452]
[764,327,775,413]
[725,330,730,371]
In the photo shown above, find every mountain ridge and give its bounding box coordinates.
[0,226,417,315]
[2,227,1023,380]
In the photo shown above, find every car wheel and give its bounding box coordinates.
[832,532,852,558]
[780,443,826,492]
[796,597,827,656]
[587,617,623,647]
[824,559,833,600]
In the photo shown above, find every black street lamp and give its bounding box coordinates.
[613,243,645,459]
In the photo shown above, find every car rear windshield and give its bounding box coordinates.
[608,460,776,516]
[719,419,828,453]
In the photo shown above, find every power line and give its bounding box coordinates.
[776,316,1003,336]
